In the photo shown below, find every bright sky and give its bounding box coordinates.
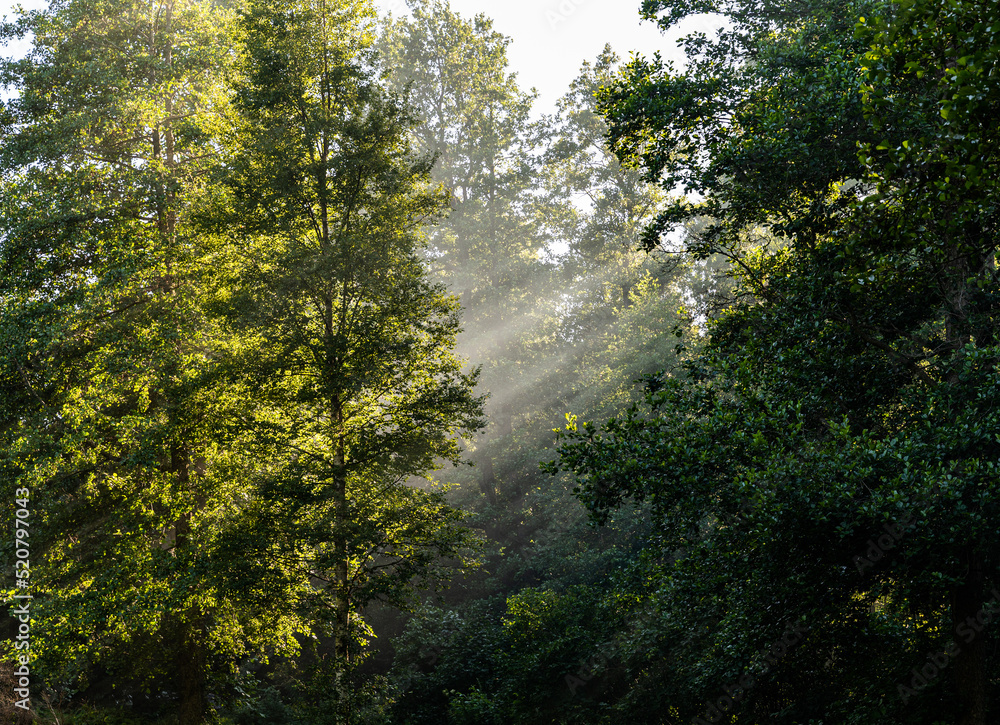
[1,0,46,57]
[2,0,718,115]
[375,0,718,117]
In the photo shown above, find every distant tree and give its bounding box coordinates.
[542,45,687,419]
[379,0,559,507]
[377,49,694,725]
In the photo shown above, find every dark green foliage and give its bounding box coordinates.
[551,0,1000,722]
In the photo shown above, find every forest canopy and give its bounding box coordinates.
[2,0,999,724]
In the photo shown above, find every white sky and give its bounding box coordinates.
[2,0,718,114]
[1,0,46,58]
[375,0,717,117]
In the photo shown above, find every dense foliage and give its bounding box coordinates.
[2,0,998,723]
[549,0,1000,723]
[1,0,483,723]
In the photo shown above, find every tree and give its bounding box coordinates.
[211,0,486,719]
[854,2,1000,718]
[379,0,560,508]
[375,48,695,725]
[541,45,688,419]
[0,2,308,722]
[548,0,1000,723]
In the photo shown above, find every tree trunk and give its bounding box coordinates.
[333,494,351,725]
[176,615,206,725]
[171,447,206,725]
[497,403,512,438]
[478,453,498,507]
[952,550,987,725]
[332,392,351,725]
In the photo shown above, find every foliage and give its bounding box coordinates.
[375,8,695,720]
[7,0,993,722]
[379,0,558,511]
[1,0,485,723]
[0,2,307,721]
[206,1,487,720]
[550,0,1000,722]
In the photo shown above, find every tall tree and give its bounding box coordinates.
[855,1,1000,718]
[377,49,695,725]
[213,0,486,719]
[542,45,686,418]
[379,0,558,507]
[0,1,308,722]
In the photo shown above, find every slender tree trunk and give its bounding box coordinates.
[160,16,205,716]
[331,393,351,725]
[497,404,512,438]
[952,550,987,725]
[172,447,206,725]
[478,453,498,507]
